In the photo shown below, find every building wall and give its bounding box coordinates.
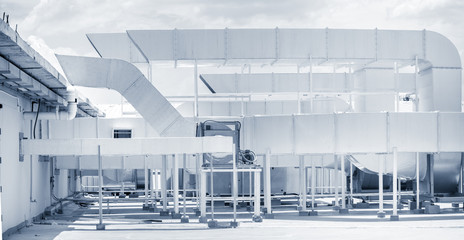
[0,90,72,235]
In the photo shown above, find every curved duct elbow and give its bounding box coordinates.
[56,55,196,137]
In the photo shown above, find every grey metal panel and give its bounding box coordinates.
[228,29,276,59]
[127,30,174,60]
[251,115,294,154]
[389,112,438,152]
[313,73,347,92]
[416,68,434,111]
[294,114,334,154]
[439,113,464,152]
[377,30,423,60]
[177,29,225,59]
[350,153,427,180]
[336,113,387,153]
[201,72,415,94]
[433,69,462,111]
[426,31,462,68]
[433,153,461,193]
[364,69,395,91]
[87,33,147,63]
[278,29,327,59]
[328,29,376,60]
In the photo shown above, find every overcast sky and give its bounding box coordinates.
[1,0,463,108]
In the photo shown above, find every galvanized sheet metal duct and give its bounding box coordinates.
[56,55,195,137]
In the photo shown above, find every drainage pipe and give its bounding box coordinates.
[24,90,77,120]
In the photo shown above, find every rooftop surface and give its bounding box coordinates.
[6,198,464,240]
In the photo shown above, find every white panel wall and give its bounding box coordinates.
[278,29,326,59]
[243,112,463,155]
[336,113,387,153]
[417,68,434,111]
[294,114,334,154]
[377,30,423,60]
[438,113,464,152]
[389,112,438,152]
[433,69,462,111]
[328,29,376,59]
[0,91,66,234]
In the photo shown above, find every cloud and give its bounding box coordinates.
[26,35,66,75]
[2,0,463,103]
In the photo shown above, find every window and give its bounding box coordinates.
[113,129,132,138]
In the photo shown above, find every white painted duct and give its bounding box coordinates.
[56,55,195,137]
[24,90,78,120]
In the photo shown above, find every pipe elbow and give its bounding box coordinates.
[61,102,77,120]
[63,91,77,120]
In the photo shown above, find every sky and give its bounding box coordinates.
[1,0,463,111]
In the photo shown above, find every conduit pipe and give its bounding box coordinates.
[23,90,77,120]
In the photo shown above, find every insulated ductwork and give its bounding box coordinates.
[56,55,195,137]
[24,90,78,120]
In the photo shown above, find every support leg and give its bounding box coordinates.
[160,155,169,216]
[181,154,189,223]
[264,150,272,218]
[391,147,399,221]
[378,155,385,218]
[143,156,149,210]
[96,145,105,230]
[460,154,463,194]
[199,167,207,223]
[172,154,180,219]
[310,157,318,216]
[349,162,353,207]
[252,171,262,222]
[430,154,435,197]
[334,155,340,210]
[231,146,238,226]
[298,156,308,215]
[416,152,420,212]
[339,155,348,214]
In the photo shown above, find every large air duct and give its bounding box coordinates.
[56,55,195,137]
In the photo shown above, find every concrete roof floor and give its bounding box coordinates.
[6,200,464,240]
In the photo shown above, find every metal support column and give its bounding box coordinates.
[349,162,353,205]
[378,155,385,218]
[394,62,399,112]
[340,155,347,213]
[334,155,340,209]
[310,157,317,215]
[391,147,399,221]
[194,59,199,120]
[195,154,201,209]
[430,154,435,197]
[299,155,307,212]
[173,154,180,216]
[181,154,189,222]
[416,152,420,210]
[150,169,155,200]
[209,153,215,222]
[232,145,238,225]
[253,170,262,222]
[264,150,272,216]
[199,169,207,223]
[161,155,168,213]
[398,178,401,202]
[144,156,149,209]
[309,56,314,112]
[460,154,464,194]
[96,145,105,230]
